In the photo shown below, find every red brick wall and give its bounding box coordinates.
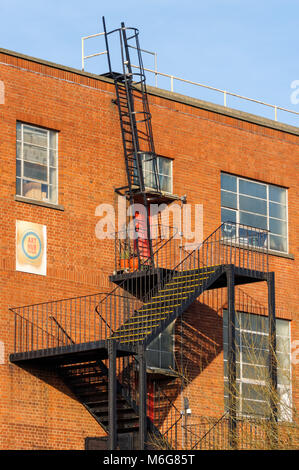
[0,51,298,448]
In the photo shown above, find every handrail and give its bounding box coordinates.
[80,28,298,125]
[131,65,299,123]
[11,222,269,354]
[189,411,229,450]
[115,224,178,273]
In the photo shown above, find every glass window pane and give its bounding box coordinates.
[276,336,290,354]
[146,349,160,368]
[241,312,268,332]
[16,142,22,159]
[239,179,267,199]
[242,364,267,381]
[16,122,22,141]
[239,195,267,215]
[221,190,237,209]
[50,167,57,186]
[159,175,171,192]
[242,398,270,417]
[241,331,268,350]
[269,185,286,204]
[41,184,49,200]
[269,202,286,220]
[23,180,42,200]
[279,387,292,421]
[277,370,291,386]
[277,352,290,370]
[239,211,267,230]
[269,234,287,252]
[16,123,58,204]
[223,327,228,344]
[276,319,290,337]
[50,150,57,167]
[49,131,57,150]
[16,178,21,195]
[160,351,174,369]
[269,218,287,236]
[221,173,237,192]
[242,383,268,401]
[221,208,236,224]
[23,161,47,181]
[158,157,171,176]
[242,346,268,366]
[16,159,21,177]
[23,125,48,147]
[23,143,48,165]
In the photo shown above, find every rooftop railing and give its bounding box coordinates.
[81,32,299,126]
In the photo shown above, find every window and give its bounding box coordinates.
[146,322,175,370]
[223,311,292,421]
[221,173,288,253]
[139,153,172,193]
[16,122,58,204]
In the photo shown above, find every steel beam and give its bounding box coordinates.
[108,340,117,450]
[267,272,278,446]
[138,345,147,450]
[226,265,237,449]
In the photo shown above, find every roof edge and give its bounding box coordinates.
[1,47,298,137]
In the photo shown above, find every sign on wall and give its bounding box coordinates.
[16,220,47,276]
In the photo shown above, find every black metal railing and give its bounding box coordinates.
[11,291,143,355]
[114,224,179,273]
[11,222,269,354]
[148,382,183,450]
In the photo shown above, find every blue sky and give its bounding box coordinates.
[0,0,298,125]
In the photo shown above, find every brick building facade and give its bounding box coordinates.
[0,45,298,449]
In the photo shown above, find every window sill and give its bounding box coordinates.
[221,240,294,260]
[147,366,178,378]
[14,195,64,211]
[268,249,294,260]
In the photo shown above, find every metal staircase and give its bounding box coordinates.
[10,221,277,449]
[57,360,140,436]
[8,20,278,451]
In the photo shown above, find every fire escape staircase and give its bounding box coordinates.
[10,222,274,449]
[9,20,277,450]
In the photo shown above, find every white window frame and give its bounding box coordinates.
[16,122,58,205]
[146,321,175,371]
[221,173,288,254]
[141,154,173,194]
[223,311,292,422]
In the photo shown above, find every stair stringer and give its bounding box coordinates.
[141,264,226,349]
[57,356,164,448]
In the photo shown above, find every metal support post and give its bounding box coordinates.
[226,265,237,449]
[267,272,278,447]
[138,345,147,450]
[108,340,117,450]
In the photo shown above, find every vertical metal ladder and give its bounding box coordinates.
[102,17,162,266]
[102,17,160,196]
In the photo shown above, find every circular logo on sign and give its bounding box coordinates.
[21,231,42,260]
